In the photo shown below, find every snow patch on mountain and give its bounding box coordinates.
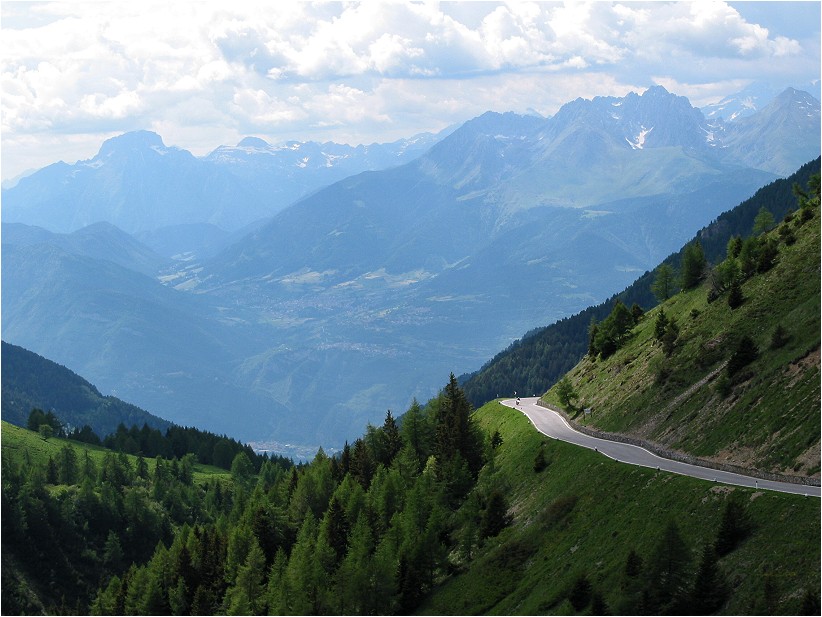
[626,126,653,150]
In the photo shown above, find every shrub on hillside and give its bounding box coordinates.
[727,336,758,378]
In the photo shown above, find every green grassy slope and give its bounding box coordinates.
[0,421,230,483]
[543,207,820,478]
[421,401,820,615]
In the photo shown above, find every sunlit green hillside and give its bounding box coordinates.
[543,184,820,477]
[422,401,820,615]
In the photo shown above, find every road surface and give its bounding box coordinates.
[503,397,820,498]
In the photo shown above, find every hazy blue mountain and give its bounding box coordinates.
[701,81,785,121]
[1,129,450,237]
[204,130,451,210]
[1,131,258,233]
[718,88,821,176]
[204,86,794,288]
[1,340,171,438]
[134,219,272,262]
[3,221,169,276]
[700,80,822,121]
[0,237,286,434]
[2,86,818,451]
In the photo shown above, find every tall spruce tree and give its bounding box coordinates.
[690,544,728,614]
[435,374,483,479]
[646,521,691,614]
[652,263,676,301]
[681,240,707,289]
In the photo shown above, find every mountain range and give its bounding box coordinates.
[1,128,449,246]
[2,85,819,452]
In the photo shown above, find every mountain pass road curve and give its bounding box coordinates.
[502,397,820,498]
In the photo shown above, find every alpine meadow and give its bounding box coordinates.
[2,2,820,616]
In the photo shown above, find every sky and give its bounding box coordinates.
[1,1,820,181]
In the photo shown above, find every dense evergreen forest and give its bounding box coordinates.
[2,375,489,615]
[461,158,821,407]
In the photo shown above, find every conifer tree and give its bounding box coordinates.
[646,521,691,613]
[229,452,254,488]
[334,513,376,614]
[135,454,149,480]
[225,540,266,615]
[350,438,375,489]
[286,514,324,615]
[568,574,593,611]
[625,549,643,577]
[435,374,484,480]
[103,530,125,570]
[588,319,601,357]
[681,240,706,289]
[320,496,350,565]
[400,398,432,471]
[753,206,775,235]
[738,237,759,277]
[727,278,744,309]
[168,578,188,615]
[770,324,790,349]
[715,498,752,556]
[369,466,403,534]
[490,430,503,449]
[654,309,669,341]
[652,263,676,301]
[690,544,728,614]
[265,548,290,614]
[224,524,254,584]
[189,584,216,616]
[58,445,78,485]
[45,455,58,483]
[727,335,758,377]
[339,441,351,477]
[533,447,548,473]
[799,588,821,616]
[371,533,399,613]
[91,575,123,615]
[555,376,578,411]
[479,490,510,539]
[661,318,679,357]
[756,237,778,272]
[726,235,742,259]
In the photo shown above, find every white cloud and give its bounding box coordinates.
[0,1,818,179]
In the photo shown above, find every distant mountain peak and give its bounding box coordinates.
[700,83,819,122]
[94,131,176,163]
[753,87,820,118]
[237,136,271,149]
[643,84,671,97]
[99,130,165,153]
[774,86,820,106]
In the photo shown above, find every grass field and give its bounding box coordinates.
[1,421,232,484]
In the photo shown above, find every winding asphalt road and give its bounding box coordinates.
[503,397,820,498]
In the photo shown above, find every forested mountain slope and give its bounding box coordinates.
[462,158,821,408]
[543,172,820,478]
[1,341,171,437]
[3,382,818,616]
